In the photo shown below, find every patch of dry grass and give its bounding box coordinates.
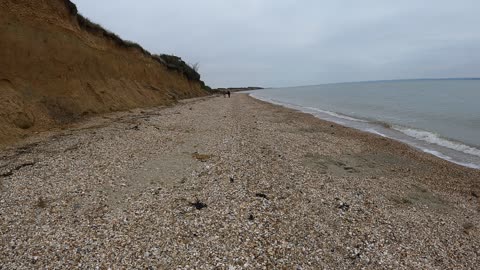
[192,152,213,162]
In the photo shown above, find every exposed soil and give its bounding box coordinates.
[0,0,207,146]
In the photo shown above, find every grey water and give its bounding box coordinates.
[249,79,480,169]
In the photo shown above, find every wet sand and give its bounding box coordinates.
[1,94,479,269]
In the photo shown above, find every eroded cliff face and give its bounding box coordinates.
[0,0,207,145]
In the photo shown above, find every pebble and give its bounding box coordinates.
[0,95,479,269]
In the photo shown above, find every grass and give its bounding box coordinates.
[192,152,213,162]
[76,15,148,53]
[153,54,201,81]
[35,197,47,208]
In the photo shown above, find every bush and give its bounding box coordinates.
[154,54,201,81]
[76,14,148,54]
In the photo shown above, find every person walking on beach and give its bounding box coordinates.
[227,91,231,98]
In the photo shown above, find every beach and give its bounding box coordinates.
[1,93,479,268]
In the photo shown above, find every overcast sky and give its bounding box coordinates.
[74,0,480,88]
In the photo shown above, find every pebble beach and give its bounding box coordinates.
[1,94,479,269]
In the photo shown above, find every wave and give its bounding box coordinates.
[250,94,368,123]
[249,93,480,169]
[393,126,480,158]
[250,94,291,107]
[420,149,480,169]
[304,107,368,122]
[365,128,387,137]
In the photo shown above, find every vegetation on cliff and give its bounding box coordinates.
[0,0,210,146]
[62,0,207,88]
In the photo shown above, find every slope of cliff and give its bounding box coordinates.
[0,0,208,146]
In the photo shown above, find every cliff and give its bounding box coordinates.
[0,0,208,146]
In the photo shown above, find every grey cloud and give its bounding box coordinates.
[74,0,480,88]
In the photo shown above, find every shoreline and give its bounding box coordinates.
[249,93,480,170]
[246,94,480,178]
[1,94,479,268]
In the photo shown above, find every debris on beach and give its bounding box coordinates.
[338,201,350,211]
[192,152,212,162]
[130,125,140,130]
[255,193,269,200]
[35,197,48,209]
[190,199,207,210]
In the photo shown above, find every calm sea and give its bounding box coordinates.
[249,79,480,169]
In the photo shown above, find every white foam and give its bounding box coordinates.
[422,149,453,160]
[250,94,368,123]
[365,128,387,137]
[251,95,298,109]
[421,149,480,169]
[394,127,480,158]
[304,107,368,122]
[249,93,480,169]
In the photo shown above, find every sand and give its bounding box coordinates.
[0,0,207,145]
[1,94,479,269]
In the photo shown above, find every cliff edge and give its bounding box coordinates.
[0,0,208,146]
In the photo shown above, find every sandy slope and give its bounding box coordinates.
[0,0,206,145]
[0,94,479,269]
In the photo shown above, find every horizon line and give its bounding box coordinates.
[262,77,480,89]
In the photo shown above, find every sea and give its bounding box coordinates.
[249,79,480,169]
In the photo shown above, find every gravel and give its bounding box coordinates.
[1,94,479,269]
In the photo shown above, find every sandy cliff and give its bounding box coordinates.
[0,0,208,145]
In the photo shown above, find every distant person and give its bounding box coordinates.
[227,91,231,98]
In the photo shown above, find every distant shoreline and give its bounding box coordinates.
[260,77,480,90]
[215,86,264,92]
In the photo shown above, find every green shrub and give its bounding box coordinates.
[154,54,201,81]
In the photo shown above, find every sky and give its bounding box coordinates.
[74,0,480,88]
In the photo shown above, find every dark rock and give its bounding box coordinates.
[255,193,268,200]
[190,199,207,210]
[338,202,350,211]
[248,214,254,221]
[229,176,234,183]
